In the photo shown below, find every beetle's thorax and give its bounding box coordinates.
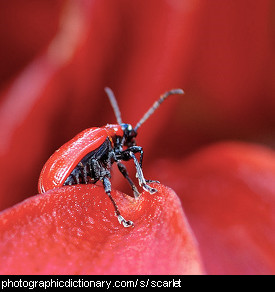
[105,124,124,137]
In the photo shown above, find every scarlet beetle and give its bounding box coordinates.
[38,88,184,227]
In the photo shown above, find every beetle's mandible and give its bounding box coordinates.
[38,88,184,227]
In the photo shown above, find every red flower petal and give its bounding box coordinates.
[150,142,275,274]
[0,0,64,89]
[0,184,203,275]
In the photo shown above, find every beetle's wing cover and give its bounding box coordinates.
[38,127,108,193]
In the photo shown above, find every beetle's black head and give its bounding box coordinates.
[121,123,137,147]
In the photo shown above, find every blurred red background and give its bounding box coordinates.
[0,0,274,213]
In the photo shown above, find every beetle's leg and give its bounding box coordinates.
[102,176,134,228]
[145,179,160,183]
[116,162,140,198]
[128,152,157,194]
[125,146,159,183]
[125,146,143,168]
[118,147,159,191]
[78,162,89,184]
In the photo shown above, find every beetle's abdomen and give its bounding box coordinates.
[64,138,114,186]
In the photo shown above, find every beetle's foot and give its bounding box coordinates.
[117,215,134,227]
[145,179,160,184]
[142,179,159,194]
[142,183,157,194]
[135,175,158,194]
[132,185,140,199]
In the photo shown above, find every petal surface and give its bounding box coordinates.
[151,142,275,274]
[0,184,203,275]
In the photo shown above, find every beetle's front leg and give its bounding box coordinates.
[128,151,157,194]
[124,146,144,168]
[119,146,159,188]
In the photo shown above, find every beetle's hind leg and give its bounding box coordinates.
[102,176,134,227]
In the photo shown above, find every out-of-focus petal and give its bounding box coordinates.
[0,0,65,90]
[0,0,93,210]
[150,142,275,274]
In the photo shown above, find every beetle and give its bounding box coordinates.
[38,87,184,227]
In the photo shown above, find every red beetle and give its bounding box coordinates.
[38,87,184,227]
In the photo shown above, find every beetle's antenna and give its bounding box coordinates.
[134,89,184,131]
[105,87,123,124]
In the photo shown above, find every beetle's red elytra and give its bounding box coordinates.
[38,125,123,193]
[38,88,184,227]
